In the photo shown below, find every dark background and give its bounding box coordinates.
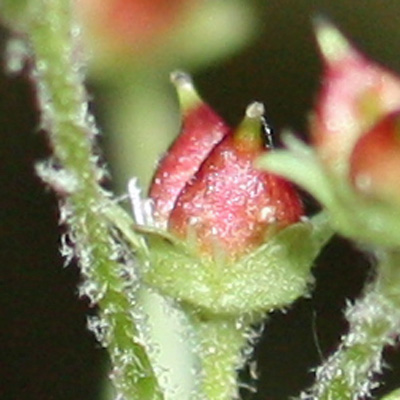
[1,1,400,399]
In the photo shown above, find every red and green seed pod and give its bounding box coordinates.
[168,102,304,261]
[350,110,400,205]
[311,18,400,176]
[149,71,230,226]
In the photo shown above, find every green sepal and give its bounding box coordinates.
[328,181,400,248]
[142,212,332,316]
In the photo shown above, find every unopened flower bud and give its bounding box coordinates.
[76,0,189,56]
[168,102,304,261]
[142,76,329,315]
[311,18,400,176]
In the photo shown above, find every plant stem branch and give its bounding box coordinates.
[25,1,161,399]
[189,312,252,400]
[302,250,400,400]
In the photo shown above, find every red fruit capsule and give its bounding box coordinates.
[350,110,400,204]
[149,72,230,227]
[168,102,304,261]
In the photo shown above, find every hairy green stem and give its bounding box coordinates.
[302,250,400,400]
[188,312,252,400]
[24,1,161,399]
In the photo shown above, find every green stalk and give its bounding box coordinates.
[189,312,253,400]
[302,250,400,400]
[22,1,161,399]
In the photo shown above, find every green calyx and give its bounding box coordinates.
[141,212,332,317]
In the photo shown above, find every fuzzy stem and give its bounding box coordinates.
[25,1,161,399]
[302,250,400,400]
[189,312,252,400]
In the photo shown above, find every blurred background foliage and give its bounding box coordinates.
[1,0,400,399]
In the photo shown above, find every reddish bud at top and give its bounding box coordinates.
[76,0,189,55]
[311,19,400,175]
[149,71,230,226]
[350,110,400,204]
[168,102,304,261]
